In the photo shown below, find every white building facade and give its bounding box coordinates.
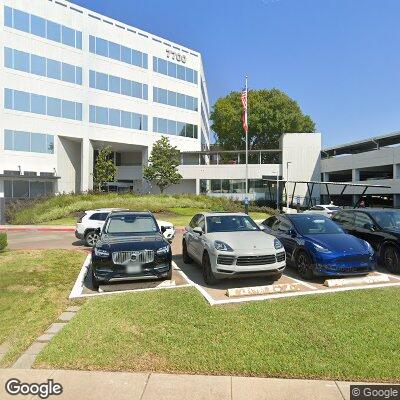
[0,0,211,203]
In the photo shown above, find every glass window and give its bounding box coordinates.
[158,88,168,104]
[109,75,120,93]
[4,181,13,197]
[168,120,177,135]
[89,35,96,53]
[132,113,142,130]
[76,103,82,121]
[168,91,177,107]
[153,118,158,132]
[354,212,374,229]
[13,9,30,33]
[121,46,131,64]
[186,96,194,110]
[210,179,221,193]
[76,66,82,85]
[14,90,30,112]
[30,181,46,197]
[4,130,13,150]
[47,97,61,117]
[121,111,131,129]
[131,50,142,67]
[30,94,46,114]
[13,180,29,198]
[96,106,108,124]
[13,49,30,72]
[109,108,120,126]
[75,31,82,49]
[30,132,47,153]
[62,26,75,47]
[177,65,185,80]
[186,68,194,83]
[153,56,157,72]
[143,54,148,69]
[62,63,75,83]
[47,59,61,80]
[4,88,13,109]
[193,70,198,84]
[109,42,120,61]
[158,118,167,134]
[89,70,96,88]
[193,125,198,138]
[177,122,185,136]
[132,81,142,98]
[142,115,148,130]
[96,37,108,57]
[62,100,75,119]
[4,6,13,28]
[14,131,30,151]
[153,87,157,102]
[186,124,194,138]
[121,78,131,96]
[143,84,148,100]
[31,54,46,76]
[167,61,177,78]
[193,98,198,111]
[46,20,61,42]
[47,135,54,153]
[4,47,13,68]
[177,93,185,108]
[96,72,108,91]
[89,105,96,122]
[157,58,167,74]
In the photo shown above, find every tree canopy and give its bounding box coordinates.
[211,88,315,150]
[93,146,116,191]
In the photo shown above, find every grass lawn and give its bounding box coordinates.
[0,249,86,366]
[36,287,400,382]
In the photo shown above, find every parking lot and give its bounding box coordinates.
[7,229,400,304]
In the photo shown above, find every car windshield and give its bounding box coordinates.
[104,215,158,235]
[293,215,344,235]
[206,215,259,233]
[369,211,400,230]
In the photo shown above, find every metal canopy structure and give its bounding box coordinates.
[262,178,391,209]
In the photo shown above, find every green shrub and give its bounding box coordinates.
[0,232,7,251]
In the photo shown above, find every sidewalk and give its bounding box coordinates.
[0,368,368,400]
[0,225,75,232]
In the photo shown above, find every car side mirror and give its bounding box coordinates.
[193,226,203,235]
[259,224,266,230]
[363,223,375,231]
[160,226,166,233]
[289,229,297,238]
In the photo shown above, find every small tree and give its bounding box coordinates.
[143,136,182,193]
[93,146,116,191]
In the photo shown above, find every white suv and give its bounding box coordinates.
[75,208,175,246]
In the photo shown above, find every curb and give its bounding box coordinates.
[0,226,186,233]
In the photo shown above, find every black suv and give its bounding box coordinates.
[332,208,400,273]
[90,211,172,289]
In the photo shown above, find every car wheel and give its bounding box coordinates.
[165,265,173,280]
[84,230,100,247]
[296,251,314,280]
[90,266,99,290]
[182,240,193,264]
[383,245,400,274]
[202,253,218,285]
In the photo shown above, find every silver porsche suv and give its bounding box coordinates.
[182,212,286,285]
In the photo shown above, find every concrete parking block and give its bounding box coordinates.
[45,322,66,334]
[36,333,55,343]
[51,370,149,400]
[232,376,343,400]
[24,342,48,355]
[58,311,76,322]
[142,373,231,400]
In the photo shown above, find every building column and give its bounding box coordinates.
[81,139,93,192]
[352,169,360,182]
[195,179,200,195]
[393,194,400,208]
[393,164,400,179]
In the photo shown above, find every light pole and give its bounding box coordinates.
[272,170,279,212]
[286,161,291,212]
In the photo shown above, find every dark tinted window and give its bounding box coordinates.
[189,214,201,228]
[354,212,374,229]
[206,215,259,233]
[263,216,276,227]
[333,211,354,225]
[198,216,205,231]
[277,219,293,233]
[293,215,344,235]
[90,212,108,221]
[369,210,400,230]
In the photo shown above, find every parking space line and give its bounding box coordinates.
[69,253,91,299]
[284,274,319,290]
[375,271,400,281]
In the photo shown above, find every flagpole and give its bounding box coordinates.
[245,75,248,194]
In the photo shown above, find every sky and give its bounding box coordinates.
[69,0,400,147]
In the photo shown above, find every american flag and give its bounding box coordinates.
[241,86,248,134]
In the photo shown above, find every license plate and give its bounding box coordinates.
[126,264,141,274]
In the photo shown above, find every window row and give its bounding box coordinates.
[89,70,147,100]
[4,47,82,85]
[89,105,148,131]
[153,117,198,139]
[4,89,82,121]
[4,130,54,154]
[153,57,197,84]
[153,87,198,111]
[4,179,54,199]
[4,6,82,49]
[200,179,266,194]
[89,35,147,69]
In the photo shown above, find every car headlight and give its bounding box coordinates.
[313,243,332,254]
[157,245,170,255]
[364,240,374,254]
[214,240,233,252]
[274,239,283,250]
[94,248,110,257]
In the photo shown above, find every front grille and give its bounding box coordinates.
[236,254,276,266]
[112,250,154,265]
[217,255,235,265]
[335,255,370,263]
[276,252,286,262]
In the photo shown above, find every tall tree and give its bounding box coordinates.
[93,146,116,191]
[143,136,182,193]
[211,89,315,150]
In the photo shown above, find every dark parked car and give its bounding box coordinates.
[90,211,172,289]
[332,208,400,273]
[261,214,375,279]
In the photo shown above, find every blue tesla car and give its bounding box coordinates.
[261,214,376,279]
